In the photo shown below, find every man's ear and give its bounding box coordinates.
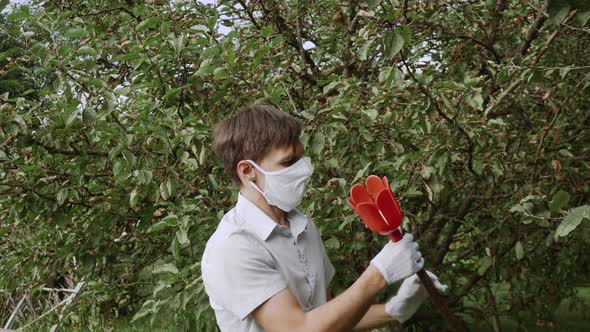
[236,160,255,185]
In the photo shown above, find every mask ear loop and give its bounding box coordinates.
[248,180,265,195]
[246,160,268,174]
[245,160,267,196]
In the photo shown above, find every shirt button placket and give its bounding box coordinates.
[293,237,314,309]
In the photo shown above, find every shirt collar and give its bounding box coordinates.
[287,209,309,240]
[235,193,309,241]
[235,193,278,241]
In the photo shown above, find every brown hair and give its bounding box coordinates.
[212,105,302,185]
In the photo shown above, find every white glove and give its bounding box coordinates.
[385,271,448,323]
[370,234,424,285]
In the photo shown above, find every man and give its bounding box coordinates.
[201,105,446,331]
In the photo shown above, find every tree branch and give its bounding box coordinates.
[519,14,547,55]
[432,189,476,267]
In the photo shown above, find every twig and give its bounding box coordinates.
[235,0,261,29]
[280,81,299,113]
[3,294,26,329]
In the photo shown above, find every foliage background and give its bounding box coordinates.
[1,0,589,330]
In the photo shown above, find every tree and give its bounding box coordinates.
[1,0,589,330]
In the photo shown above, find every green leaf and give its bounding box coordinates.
[478,256,492,275]
[190,24,209,33]
[359,40,372,61]
[137,170,153,185]
[196,59,214,76]
[82,108,96,125]
[57,188,68,205]
[352,162,372,184]
[207,174,219,190]
[113,160,131,181]
[64,28,89,38]
[176,228,189,245]
[136,17,161,31]
[160,181,170,200]
[203,46,220,58]
[555,205,590,238]
[383,30,404,59]
[162,87,181,103]
[378,66,393,83]
[77,46,97,56]
[560,65,572,79]
[368,0,381,10]
[473,159,484,175]
[325,237,340,249]
[199,146,207,166]
[148,221,170,233]
[153,263,179,275]
[549,190,570,212]
[466,94,484,111]
[162,214,179,224]
[310,133,326,155]
[166,176,176,198]
[122,150,136,166]
[510,201,534,214]
[171,236,181,261]
[66,110,79,126]
[129,188,139,208]
[148,214,178,233]
[131,300,157,322]
[362,108,378,121]
[558,149,574,158]
[323,81,340,95]
[153,281,171,298]
[515,241,524,260]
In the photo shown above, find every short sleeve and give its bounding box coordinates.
[203,232,287,320]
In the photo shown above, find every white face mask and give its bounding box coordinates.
[247,157,314,212]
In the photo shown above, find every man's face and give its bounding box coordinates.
[247,140,304,189]
[259,141,304,171]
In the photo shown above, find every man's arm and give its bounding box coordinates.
[352,304,394,332]
[327,288,394,332]
[252,264,386,332]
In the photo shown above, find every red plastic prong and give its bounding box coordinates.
[365,175,385,200]
[351,184,373,205]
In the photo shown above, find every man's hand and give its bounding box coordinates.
[370,234,424,285]
[385,271,448,323]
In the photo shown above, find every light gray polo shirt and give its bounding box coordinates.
[201,193,336,332]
